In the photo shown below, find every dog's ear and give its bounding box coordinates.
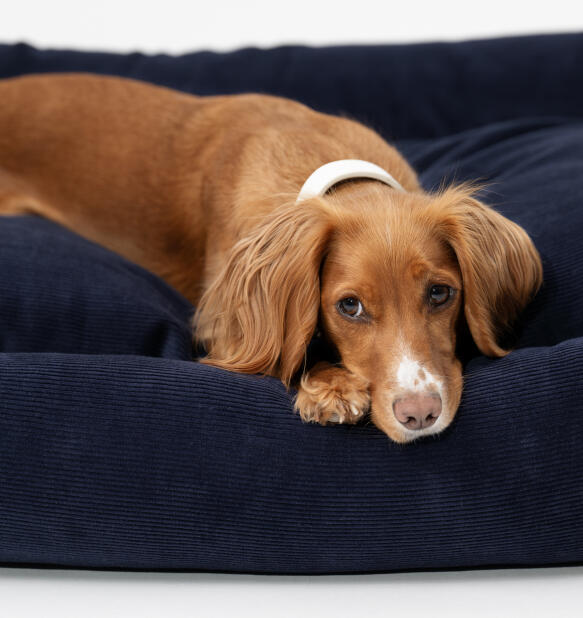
[435,186,543,357]
[194,197,335,384]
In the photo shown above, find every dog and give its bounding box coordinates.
[0,73,543,443]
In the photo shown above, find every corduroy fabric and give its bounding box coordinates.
[0,343,582,573]
[2,34,583,140]
[0,34,582,573]
[0,218,193,358]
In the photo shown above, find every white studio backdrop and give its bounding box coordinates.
[2,0,583,53]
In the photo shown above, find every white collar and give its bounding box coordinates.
[296,159,405,202]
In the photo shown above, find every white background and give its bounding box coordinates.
[2,1,583,617]
[2,0,583,52]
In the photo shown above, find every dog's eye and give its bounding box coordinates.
[428,285,452,307]
[337,297,364,318]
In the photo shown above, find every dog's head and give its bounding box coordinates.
[195,183,542,443]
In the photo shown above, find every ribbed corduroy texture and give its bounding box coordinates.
[1,34,582,573]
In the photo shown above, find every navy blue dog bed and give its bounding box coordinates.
[1,34,582,573]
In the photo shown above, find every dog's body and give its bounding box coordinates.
[0,73,543,442]
[0,74,417,301]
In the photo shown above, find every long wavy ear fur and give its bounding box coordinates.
[433,185,543,357]
[194,197,335,384]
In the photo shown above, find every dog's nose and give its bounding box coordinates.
[393,394,442,430]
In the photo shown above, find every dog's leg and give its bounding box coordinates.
[0,170,44,217]
[0,170,68,230]
[294,362,370,425]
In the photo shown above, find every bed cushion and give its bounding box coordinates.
[1,34,582,573]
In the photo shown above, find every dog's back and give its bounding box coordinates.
[0,74,211,286]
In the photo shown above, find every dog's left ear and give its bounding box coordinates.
[194,197,335,384]
[435,187,543,357]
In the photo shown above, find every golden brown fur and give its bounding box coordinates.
[0,73,543,443]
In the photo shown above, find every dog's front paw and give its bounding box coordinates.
[294,362,370,425]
